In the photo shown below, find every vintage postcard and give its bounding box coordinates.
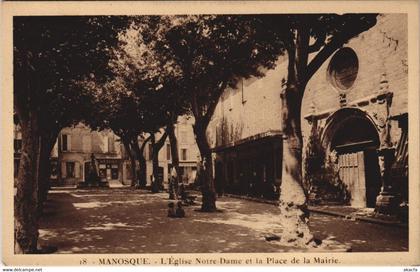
[1,0,419,267]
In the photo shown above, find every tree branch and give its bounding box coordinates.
[154,131,168,151]
[296,24,310,80]
[306,15,378,83]
[121,136,132,155]
[203,81,227,125]
[191,92,200,119]
[305,38,342,83]
[139,135,152,153]
[308,32,326,53]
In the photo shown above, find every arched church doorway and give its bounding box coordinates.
[323,108,381,208]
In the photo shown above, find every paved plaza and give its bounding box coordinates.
[38,188,408,253]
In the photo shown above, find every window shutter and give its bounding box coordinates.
[61,134,67,151]
[103,136,109,153]
[108,136,114,152]
[75,162,80,178]
[67,135,72,151]
[61,162,66,178]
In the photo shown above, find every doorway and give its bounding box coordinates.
[84,162,91,182]
[327,109,381,208]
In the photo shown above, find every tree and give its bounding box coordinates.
[83,14,377,244]
[129,13,377,236]
[13,16,127,253]
[263,14,378,246]
[83,74,182,190]
[142,89,190,192]
[115,15,287,211]
[107,18,190,190]
[82,77,140,186]
[166,118,182,196]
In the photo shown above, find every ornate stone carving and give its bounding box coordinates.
[378,72,390,95]
[375,72,398,215]
[374,73,394,148]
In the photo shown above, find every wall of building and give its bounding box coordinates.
[58,123,123,186]
[175,115,200,184]
[208,14,407,154]
[120,115,200,187]
[301,13,408,144]
[143,131,171,186]
[207,55,288,196]
[300,14,408,207]
[207,57,287,148]
[207,14,408,205]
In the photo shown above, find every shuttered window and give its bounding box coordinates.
[181,148,188,161]
[61,162,66,178]
[108,136,115,153]
[62,134,71,151]
[74,162,80,178]
[66,162,75,178]
[102,136,109,153]
[167,144,171,160]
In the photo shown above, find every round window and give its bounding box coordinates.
[327,47,359,90]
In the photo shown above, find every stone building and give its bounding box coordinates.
[207,60,286,199]
[173,115,201,184]
[208,14,408,209]
[120,130,171,187]
[301,13,408,209]
[57,123,125,186]
[123,115,200,187]
[13,115,200,188]
[58,125,174,187]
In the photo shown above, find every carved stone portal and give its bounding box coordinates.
[374,73,399,215]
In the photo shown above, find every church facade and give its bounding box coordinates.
[208,14,408,210]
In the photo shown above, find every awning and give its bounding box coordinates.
[211,130,282,152]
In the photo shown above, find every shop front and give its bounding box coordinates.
[97,158,122,182]
[213,131,282,200]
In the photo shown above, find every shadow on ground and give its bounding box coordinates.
[38,188,408,253]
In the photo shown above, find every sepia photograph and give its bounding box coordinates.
[1,0,419,267]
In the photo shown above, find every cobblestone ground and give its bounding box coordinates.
[38,188,408,253]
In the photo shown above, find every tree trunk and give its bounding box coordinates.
[278,77,313,246]
[167,123,181,197]
[151,132,168,193]
[36,132,58,217]
[193,121,217,212]
[14,113,40,253]
[138,154,147,188]
[131,140,146,188]
[150,135,159,192]
[122,138,138,187]
[131,136,152,188]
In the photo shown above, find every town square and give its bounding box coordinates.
[5,7,414,262]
